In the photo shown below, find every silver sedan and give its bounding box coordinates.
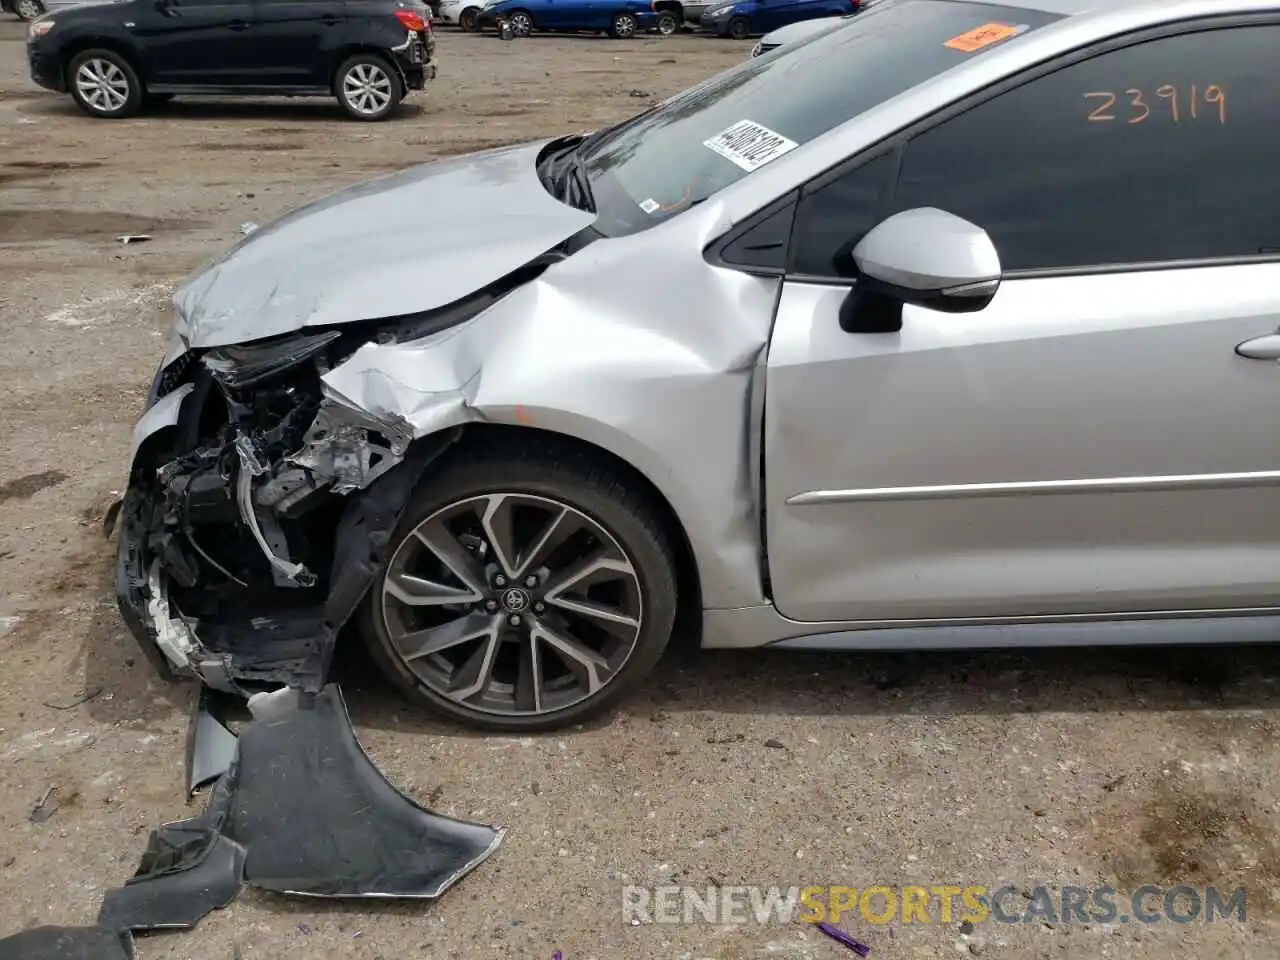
[117,0,1280,730]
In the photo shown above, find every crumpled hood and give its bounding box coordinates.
[172,140,596,349]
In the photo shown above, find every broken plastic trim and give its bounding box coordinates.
[98,770,245,933]
[227,684,506,898]
[202,330,343,390]
[0,682,504,957]
[0,925,133,960]
[185,686,239,796]
[114,429,459,692]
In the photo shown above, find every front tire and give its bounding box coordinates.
[608,11,638,37]
[506,9,533,35]
[334,54,401,121]
[655,10,679,34]
[67,50,142,119]
[458,5,479,29]
[361,445,679,732]
[726,14,749,38]
[14,0,44,21]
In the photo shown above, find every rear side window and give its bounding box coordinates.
[892,24,1280,272]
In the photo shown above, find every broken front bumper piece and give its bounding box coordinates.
[113,357,455,693]
[0,685,505,959]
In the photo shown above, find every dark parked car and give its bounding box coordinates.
[701,0,855,38]
[26,0,436,120]
[477,0,671,37]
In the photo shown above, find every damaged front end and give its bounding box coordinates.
[113,322,465,696]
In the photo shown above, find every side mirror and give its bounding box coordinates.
[840,207,1001,332]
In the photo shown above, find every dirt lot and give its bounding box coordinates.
[1,18,1279,960]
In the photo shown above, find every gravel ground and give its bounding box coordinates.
[1,18,1279,960]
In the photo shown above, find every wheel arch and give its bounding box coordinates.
[417,422,704,644]
[329,45,407,95]
[60,37,145,87]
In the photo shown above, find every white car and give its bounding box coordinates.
[438,0,485,29]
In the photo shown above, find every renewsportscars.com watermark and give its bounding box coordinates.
[622,884,1247,927]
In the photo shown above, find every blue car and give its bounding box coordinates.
[701,0,856,38]
[477,0,677,36]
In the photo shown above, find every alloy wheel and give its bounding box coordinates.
[15,0,43,19]
[656,11,678,34]
[509,11,532,35]
[75,59,130,114]
[342,62,393,116]
[379,492,645,718]
[613,13,636,36]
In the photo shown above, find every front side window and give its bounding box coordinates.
[892,24,1280,272]
[579,0,1061,236]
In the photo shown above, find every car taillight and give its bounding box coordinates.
[395,8,428,30]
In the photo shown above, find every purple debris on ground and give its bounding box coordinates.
[817,921,871,956]
[553,953,563,959]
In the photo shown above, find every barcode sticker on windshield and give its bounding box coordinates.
[704,120,798,172]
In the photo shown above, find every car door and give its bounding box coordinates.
[764,21,1280,624]
[751,0,788,33]
[249,0,344,86]
[782,0,831,26]
[565,0,608,31]
[132,0,257,87]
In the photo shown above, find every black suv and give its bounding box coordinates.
[26,0,436,121]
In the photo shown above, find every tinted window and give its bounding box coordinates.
[790,151,896,277]
[893,25,1280,272]
[580,0,1061,237]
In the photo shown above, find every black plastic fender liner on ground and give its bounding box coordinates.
[0,926,134,960]
[0,680,504,955]
[97,770,246,933]
[228,684,505,897]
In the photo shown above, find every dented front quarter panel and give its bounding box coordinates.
[321,201,779,609]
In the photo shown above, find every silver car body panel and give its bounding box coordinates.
[129,382,192,463]
[127,0,1280,662]
[320,206,781,610]
[172,141,593,349]
[766,264,1280,623]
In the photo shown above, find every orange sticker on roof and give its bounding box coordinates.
[944,22,1020,52]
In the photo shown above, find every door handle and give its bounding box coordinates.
[320,14,339,23]
[228,17,249,28]
[1236,332,1280,361]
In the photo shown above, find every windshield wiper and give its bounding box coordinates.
[537,138,595,214]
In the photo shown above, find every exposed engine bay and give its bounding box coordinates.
[111,257,565,696]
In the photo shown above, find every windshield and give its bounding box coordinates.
[579,0,1061,236]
